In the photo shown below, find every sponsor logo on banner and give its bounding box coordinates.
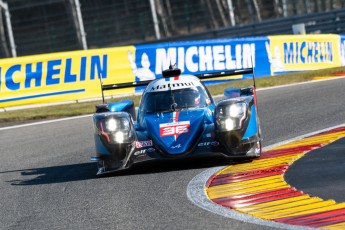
[133,41,260,84]
[154,44,256,74]
[282,41,333,64]
[159,121,190,137]
[135,140,153,148]
[134,38,273,87]
[341,37,345,66]
[0,55,108,92]
[0,46,136,108]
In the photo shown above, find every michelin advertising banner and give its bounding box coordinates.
[0,46,136,108]
[0,34,344,109]
[134,37,270,82]
[266,34,344,75]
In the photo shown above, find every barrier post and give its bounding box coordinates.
[0,0,16,57]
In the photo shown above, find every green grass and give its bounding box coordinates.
[1,67,345,123]
[206,66,345,95]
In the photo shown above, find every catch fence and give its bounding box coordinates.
[0,0,344,58]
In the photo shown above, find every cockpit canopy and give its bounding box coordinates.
[140,86,211,113]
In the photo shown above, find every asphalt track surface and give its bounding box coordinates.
[1,77,345,230]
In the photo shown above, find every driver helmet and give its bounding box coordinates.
[194,92,201,105]
[188,89,200,106]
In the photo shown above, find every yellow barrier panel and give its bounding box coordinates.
[0,46,136,108]
[267,34,341,75]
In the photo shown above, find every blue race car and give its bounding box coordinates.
[91,66,261,175]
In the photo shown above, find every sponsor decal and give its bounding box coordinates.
[133,149,146,157]
[203,133,212,138]
[197,141,219,147]
[135,140,153,148]
[149,81,195,92]
[133,147,155,157]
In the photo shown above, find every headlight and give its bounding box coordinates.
[94,112,134,144]
[104,118,129,132]
[229,103,246,118]
[216,100,247,131]
[114,131,126,143]
[105,118,117,132]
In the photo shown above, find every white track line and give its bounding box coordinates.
[187,123,345,229]
[256,76,345,92]
[0,114,92,131]
[210,76,345,100]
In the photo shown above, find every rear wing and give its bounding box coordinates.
[102,80,152,91]
[99,65,255,104]
[102,68,254,91]
[195,68,253,80]
[99,67,254,103]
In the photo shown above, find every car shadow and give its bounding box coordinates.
[5,162,97,186]
[5,155,251,186]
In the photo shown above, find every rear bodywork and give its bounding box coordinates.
[91,68,261,175]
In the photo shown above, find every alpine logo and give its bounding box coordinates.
[171,144,182,149]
